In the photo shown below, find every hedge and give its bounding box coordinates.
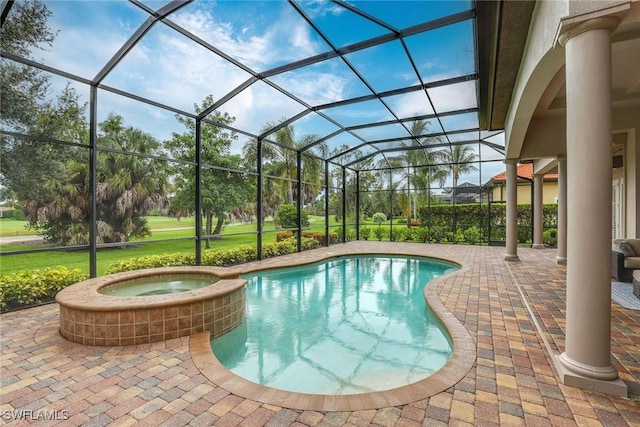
[416,203,558,244]
[0,237,320,312]
[276,230,355,245]
[417,203,558,228]
[0,267,88,312]
[106,237,320,273]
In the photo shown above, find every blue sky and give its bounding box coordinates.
[29,0,505,187]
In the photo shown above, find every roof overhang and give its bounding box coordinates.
[477,0,536,131]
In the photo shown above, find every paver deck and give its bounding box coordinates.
[1,242,639,426]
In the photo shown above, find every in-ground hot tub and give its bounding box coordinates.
[56,266,246,346]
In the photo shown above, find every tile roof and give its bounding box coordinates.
[488,163,558,184]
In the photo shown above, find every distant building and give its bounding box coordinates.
[0,206,15,218]
[484,163,558,204]
[441,182,488,204]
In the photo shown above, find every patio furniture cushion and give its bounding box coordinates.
[624,256,640,269]
[612,239,640,282]
[615,241,636,257]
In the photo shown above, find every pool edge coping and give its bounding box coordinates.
[190,243,477,411]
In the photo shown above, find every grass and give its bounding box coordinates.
[0,234,277,276]
[0,215,345,276]
[0,219,36,237]
[0,216,196,238]
[1,215,431,276]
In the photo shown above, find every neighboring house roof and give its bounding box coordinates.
[486,163,558,185]
[449,182,483,195]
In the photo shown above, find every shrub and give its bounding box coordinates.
[261,240,292,258]
[392,227,413,242]
[463,226,482,244]
[202,245,257,266]
[0,239,325,311]
[345,228,356,242]
[276,231,294,242]
[360,226,371,240]
[276,204,309,229]
[372,212,387,227]
[262,237,319,258]
[300,237,320,251]
[107,238,320,274]
[414,227,430,243]
[373,227,387,241]
[106,252,195,274]
[0,267,88,312]
[430,226,448,243]
[543,228,558,247]
[489,226,506,242]
[517,225,531,244]
[302,231,325,245]
[403,227,415,241]
[1,209,25,220]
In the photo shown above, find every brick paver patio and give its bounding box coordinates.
[1,243,639,426]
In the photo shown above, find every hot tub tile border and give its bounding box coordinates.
[57,267,247,346]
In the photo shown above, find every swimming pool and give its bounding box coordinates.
[211,255,458,395]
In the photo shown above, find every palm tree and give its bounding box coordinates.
[242,119,322,224]
[378,120,448,224]
[445,144,479,205]
[24,121,170,245]
[97,126,170,242]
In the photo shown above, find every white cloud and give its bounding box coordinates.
[171,5,325,71]
[269,70,349,106]
[301,0,346,19]
[427,79,477,113]
[385,91,435,119]
[30,1,479,148]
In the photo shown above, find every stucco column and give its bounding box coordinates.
[504,160,519,260]
[556,16,626,396]
[556,157,567,263]
[532,174,545,249]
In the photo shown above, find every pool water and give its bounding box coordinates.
[211,255,457,395]
[99,275,217,296]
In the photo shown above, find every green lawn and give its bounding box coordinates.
[0,215,355,276]
[1,234,278,276]
[0,218,37,237]
[0,216,199,238]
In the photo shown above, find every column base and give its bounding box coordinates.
[554,353,627,397]
[532,244,546,249]
[556,256,567,264]
[504,254,519,261]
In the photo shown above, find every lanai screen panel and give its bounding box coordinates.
[2,0,481,168]
[1,0,498,277]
